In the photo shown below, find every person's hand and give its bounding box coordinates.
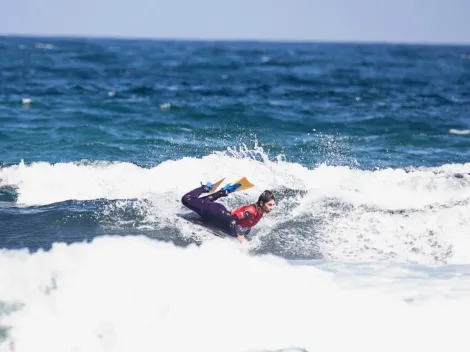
[236,235,245,243]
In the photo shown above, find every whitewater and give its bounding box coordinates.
[1,148,470,352]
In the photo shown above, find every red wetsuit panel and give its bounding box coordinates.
[231,205,263,228]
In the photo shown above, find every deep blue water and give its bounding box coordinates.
[1,36,469,168]
[0,36,469,261]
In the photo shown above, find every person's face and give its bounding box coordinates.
[260,199,275,214]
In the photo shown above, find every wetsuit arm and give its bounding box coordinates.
[228,218,242,238]
[235,211,251,239]
[232,222,248,243]
[229,220,246,243]
[230,207,256,242]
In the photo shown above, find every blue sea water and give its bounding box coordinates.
[1,36,470,352]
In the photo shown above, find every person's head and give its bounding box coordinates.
[256,190,275,214]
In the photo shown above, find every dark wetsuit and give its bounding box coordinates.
[181,186,241,237]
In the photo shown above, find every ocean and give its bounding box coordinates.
[1,35,470,352]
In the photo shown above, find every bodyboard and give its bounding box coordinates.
[176,212,230,238]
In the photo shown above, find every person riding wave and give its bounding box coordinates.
[181,182,275,243]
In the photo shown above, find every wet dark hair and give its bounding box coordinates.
[257,190,275,206]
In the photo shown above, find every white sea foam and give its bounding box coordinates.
[0,236,469,352]
[1,148,469,264]
[34,43,55,50]
[449,128,470,135]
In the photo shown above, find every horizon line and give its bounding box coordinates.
[1,32,470,47]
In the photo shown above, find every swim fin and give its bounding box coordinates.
[226,177,255,193]
[208,177,226,194]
